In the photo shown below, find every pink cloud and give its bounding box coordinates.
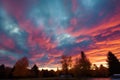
[0,34,15,49]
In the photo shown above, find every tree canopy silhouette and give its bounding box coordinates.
[0,51,113,78]
[61,55,72,75]
[12,57,29,77]
[0,64,5,78]
[31,64,39,77]
[74,51,91,77]
[107,51,120,75]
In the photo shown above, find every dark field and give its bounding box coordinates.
[1,78,113,80]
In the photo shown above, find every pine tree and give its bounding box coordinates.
[0,64,5,78]
[31,64,39,77]
[74,51,91,77]
[107,51,120,75]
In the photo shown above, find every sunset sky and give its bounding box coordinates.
[0,0,120,70]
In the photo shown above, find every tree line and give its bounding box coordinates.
[0,51,120,78]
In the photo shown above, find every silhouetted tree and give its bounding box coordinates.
[5,66,12,78]
[56,67,60,76]
[74,51,91,77]
[31,64,39,77]
[49,70,56,77]
[0,64,5,78]
[90,64,109,77]
[90,64,99,77]
[40,69,51,77]
[92,64,99,71]
[98,64,109,77]
[107,51,120,75]
[61,55,72,75]
[12,57,29,77]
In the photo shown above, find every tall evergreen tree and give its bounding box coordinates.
[61,55,72,75]
[107,51,120,75]
[74,51,91,77]
[0,64,5,78]
[31,64,39,77]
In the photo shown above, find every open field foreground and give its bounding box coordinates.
[1,78,112,80]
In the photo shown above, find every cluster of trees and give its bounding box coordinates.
[0,57,57,78]
[60,51,108,77]
[60,51,120,77]
[0,51,120,78]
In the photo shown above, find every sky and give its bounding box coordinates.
[0,0,120,70]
